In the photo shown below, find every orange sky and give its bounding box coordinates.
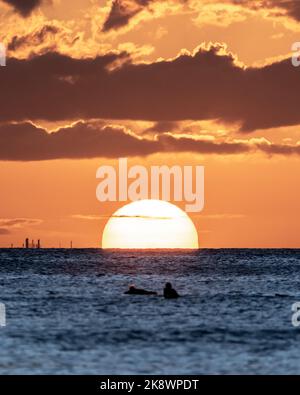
[0,0,300,248]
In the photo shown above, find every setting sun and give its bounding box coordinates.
[102,200,199,249]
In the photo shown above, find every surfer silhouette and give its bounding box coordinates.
[163,282,180,299]
[124,285,157,295]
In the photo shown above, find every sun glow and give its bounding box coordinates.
[102,199,199,249]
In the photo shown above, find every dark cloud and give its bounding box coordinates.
[282,0,300,21]
[1,0,45,17]
[160,134,251,155]
[0,228,10,235]
[102,0,300,31]
[8,25,59,52]
[102,0,154,32]
[0,122,158,160]
[163,134,300,156]
[256,142,300,156]
[0,46,299,131]
[102,0,188,31]
[145,121,178,134]
[232,0,300,22]
[0,121,299,161]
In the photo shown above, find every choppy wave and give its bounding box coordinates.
[0,248,300,374]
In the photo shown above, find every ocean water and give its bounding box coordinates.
[0,248,300,375]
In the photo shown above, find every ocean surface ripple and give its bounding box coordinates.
[0,248,300,374]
